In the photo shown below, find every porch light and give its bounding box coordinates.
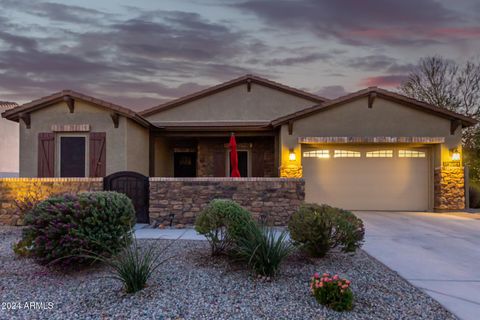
[451,148,461,161]
[289,149,296,161]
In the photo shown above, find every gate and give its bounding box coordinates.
[104,171,150,223]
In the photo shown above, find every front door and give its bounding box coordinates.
[104,171,150,223]
[174,152,197,177]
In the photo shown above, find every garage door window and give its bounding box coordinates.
[334,150,361,158]
[303,150,330,158]
[366,150,393,158]
[399,150,426,158]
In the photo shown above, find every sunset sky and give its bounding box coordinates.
[0,0,479,110]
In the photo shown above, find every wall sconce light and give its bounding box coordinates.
[451,148,461,161]
[289,149,296,161]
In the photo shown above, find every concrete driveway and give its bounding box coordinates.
[355,211,480,320]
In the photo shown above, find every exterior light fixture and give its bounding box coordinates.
[289,149,296,161]
[451,148,461,161]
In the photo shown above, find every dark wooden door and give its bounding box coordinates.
[104,171,149,223]
[174,152,197,177]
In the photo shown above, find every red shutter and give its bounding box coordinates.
[38,133,55,177]
[89,132,106,177]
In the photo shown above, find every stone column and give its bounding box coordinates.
[434,167,465,210]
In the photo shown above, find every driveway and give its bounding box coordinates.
[355,211,480,320]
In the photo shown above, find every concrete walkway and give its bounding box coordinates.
[355,211,480,320]
[135,225,207,240]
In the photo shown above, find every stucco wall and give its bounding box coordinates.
[126,120,149,176]
[145,83,317,122]
[0,116,19,176]
[280,96,463,169]
[18,99,147,177]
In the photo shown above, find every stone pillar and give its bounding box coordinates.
[280,165,303,178]
[434,167,465,210]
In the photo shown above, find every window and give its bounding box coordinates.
[227,150,250,177]
[303,150,330,158]
[399,150,426,158]
[59,136,87,177]
[366,150,393,158]
[334,150,361,158]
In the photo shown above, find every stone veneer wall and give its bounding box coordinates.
[149,177,305,226]
[434,167,465,210]
[0,178,103,225]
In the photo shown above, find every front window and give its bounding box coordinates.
[59,136,87,177]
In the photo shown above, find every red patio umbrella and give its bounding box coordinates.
[229,133,241,177]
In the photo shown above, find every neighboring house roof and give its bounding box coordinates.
[1,90,150,127]
[140,74,328,117]
[0,101,18,110]
[152,121,272,131]
[271,87,478,127]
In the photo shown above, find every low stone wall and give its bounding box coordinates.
[0,178,103,225]
[149,178,305,226]
[434,167,465,210]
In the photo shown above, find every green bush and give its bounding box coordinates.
[195,199,254,255]
[288,203,364,258]
[83,238,173,293]
[469,182,480,208]
[310,272,353,311]
[15,191,135,266]
[234,223,294,277]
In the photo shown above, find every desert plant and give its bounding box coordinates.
[469,182,480,208]
[234,223,294,277]
[310,272,353,311]
[288,203,364,258]
[83,238,174,293]
[195,199,254,255]
[14,191,135,266]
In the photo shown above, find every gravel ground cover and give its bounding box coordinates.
[0,227,455,320]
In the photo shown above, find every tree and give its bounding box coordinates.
[400,56,480,180]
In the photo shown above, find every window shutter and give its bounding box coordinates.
[38,133,55,177]
[252,149,265,177]
[213,150,226,177]
[89,132,106,177]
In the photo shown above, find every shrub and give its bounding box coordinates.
[234,223,294,277]
[310,272,353,311]
[15,191,135,266]
[84,238,173,293]
[288,203,364,258]
[195,199,254,255]
[469,182,480,208]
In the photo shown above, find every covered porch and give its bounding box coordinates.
[149,122,279,177]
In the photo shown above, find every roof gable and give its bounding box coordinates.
[272,87,477,128]
[1,90,150,127]
[140,74,327,117]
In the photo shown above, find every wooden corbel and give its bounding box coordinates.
[63,96,75,113]
[247,78,252,92]
[19,113,31,129]
[288,120,294,135]
[368,92,377,108]
[110,113,120,128]
[450,119,461,135]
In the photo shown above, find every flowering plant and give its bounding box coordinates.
[310,272,353,311]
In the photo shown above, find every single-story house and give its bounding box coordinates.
[2,75,476,212]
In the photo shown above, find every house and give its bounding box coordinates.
[0,101,19,177]
[1,75,476,212]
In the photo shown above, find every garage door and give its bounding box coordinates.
[302,146,430,211]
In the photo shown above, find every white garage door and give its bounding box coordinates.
[302,146,430,211]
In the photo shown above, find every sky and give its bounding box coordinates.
[0,0,479,110]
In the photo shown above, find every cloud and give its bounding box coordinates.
[264,53,332,66]
[233,0,473,46]
[359,75,408,87]
[315,85,349,99]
